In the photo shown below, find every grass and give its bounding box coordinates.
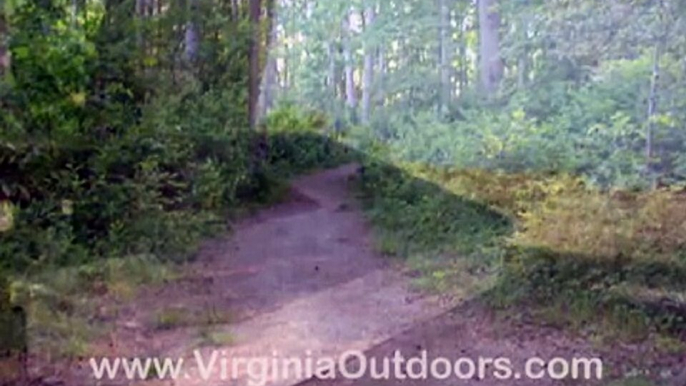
[404,253,495,296]
[605,378,655,386]
[357,160,511,292]
[5,169,292,361]
[10,255,177,359]
[19,254,236,359]
[154,307,191,330]
[196,326,234,347]
[154,306,233,330]
[357,157,686,355]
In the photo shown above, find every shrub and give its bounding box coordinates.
[264,107,357,175]
[357,150,686,340]
[358,157,512,263]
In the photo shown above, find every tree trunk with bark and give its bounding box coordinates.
[343,10,357,120]
[248,0,262,129]
[458,15,468,95]
[0,7,9,76]
[327,41,337,96]
[646,0,668,189]
[376,47,386,107]
[361,6,376,125]
[136,0,147,51]
[258,0,278,121]
[438,0,452,114]
[184,0,199,63]
[517,1,529,90]
[478,0,502,94]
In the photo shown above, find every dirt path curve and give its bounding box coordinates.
[68,164,683,386]
[85,164,449,386]
[170,164,450,386]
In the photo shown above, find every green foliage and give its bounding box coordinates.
[358,153,686,344]
[10,254,176,358]
[154,306,232,331]
[491,186,686,338]
[277,0,686,189]
[370,49,686,189]
[358,156,512,266]
[4,0,686,369]
[0,89,254,271]
[0,0,263,276]
[0,0,359,361]
[0,270,25,357]
[264,106,358,175]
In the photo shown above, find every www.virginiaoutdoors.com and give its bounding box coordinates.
[89,350,603,384]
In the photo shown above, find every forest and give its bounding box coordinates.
[1,0,686,385]
[273,0,686,352]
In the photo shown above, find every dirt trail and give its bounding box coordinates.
[61,164,684,386]
[64,164,448,386]
[166,164,451,386]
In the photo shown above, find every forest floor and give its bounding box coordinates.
[37,165,684,386]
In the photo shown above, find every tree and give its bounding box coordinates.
[259,0,279,121]
[645,0,670,189]
[327,41,337,100]
[343,7,357,120]
[136,0,149,52]
[184,0,200,63]
[478,0,502,94]
[249,0,263,128]
[0,4,8,76]
[457,7,470,96]
[361,4,376,124]
[438,0,452,112]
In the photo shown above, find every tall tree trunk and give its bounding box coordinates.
[343,10,357,120]
[283,47,289,89]
[258,0,278,121]
[438,0,452,114]
[458,14,468,95]
[327,42,337,96]
[327,40,339,120]
[376,46,386,107]
[646,1,668,189]
[184,0,199,63]
[136,0,147,52]
[71,0,79,27]
[646,41,662,189]
[517,54,527,89]
[339,67,347,103]
[361,6,376,125]
[0,6,8,77]
[231,0,240,20]
[517,1,529,90]
[248,0,262,129]
[281,2,289,91]
[478,0,502,94]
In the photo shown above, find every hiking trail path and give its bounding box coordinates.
[68,164,662,386]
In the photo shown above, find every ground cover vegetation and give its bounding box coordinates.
[267,0,686,361]
[3,0,686,384]
[0,0,351,371]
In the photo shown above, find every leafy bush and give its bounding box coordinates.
[0,1,262,274]
[514,190,686,262]
[358,156,512,265]
[369,51,686,190]
[358,151,686,340]
[1,85,258,271]
[264,106,358,175]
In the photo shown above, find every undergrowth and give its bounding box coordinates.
[356,147,686,350]
[0,106,348,361]
[12,255,177,359]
